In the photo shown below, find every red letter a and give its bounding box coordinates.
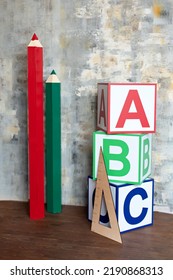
[99,89,106,127]
[116,90,149,128]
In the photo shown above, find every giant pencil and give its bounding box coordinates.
[28,33,45,219]
[46,70,61,213]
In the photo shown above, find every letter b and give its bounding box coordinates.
[103,139,130,177]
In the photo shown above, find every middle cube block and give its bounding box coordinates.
[93,131,152,184]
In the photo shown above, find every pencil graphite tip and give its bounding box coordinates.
[51,70,56,75]
[32,33,38,41]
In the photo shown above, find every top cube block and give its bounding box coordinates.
[97,83,157,134]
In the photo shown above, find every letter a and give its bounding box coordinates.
[116,90,149,128]
[99,89,106,127]
[91,148,122,243]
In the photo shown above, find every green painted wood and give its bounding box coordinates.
[46,71,61,213]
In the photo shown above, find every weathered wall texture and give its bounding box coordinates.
[0,0,173,213]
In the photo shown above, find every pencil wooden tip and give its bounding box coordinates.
[28,33,43,47]
[51,70,56,75]
[46,71,60,83]
[32,33,38,40]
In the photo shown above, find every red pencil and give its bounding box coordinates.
[28,33,45,219]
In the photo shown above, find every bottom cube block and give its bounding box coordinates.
[88,176,154,233]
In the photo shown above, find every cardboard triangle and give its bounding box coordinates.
[91,148,122,244]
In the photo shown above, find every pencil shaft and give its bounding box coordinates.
[28,45,44,219]
[46,82,61,213]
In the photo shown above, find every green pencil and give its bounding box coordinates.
[46,70,61,213]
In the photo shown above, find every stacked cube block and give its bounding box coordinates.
[97,83,156,134]
[88,177,154,233]
[88,82,157,233]
[92,132,152,184]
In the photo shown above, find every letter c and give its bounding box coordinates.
[124,188,148,224]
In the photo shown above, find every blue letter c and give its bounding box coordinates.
[124,188,148,225]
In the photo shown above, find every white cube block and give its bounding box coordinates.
[93,131,152,184]
[88,176,154,233]
[97,83,157,134]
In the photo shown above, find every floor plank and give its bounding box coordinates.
[0,201,173,260]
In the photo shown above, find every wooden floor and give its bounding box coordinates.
[0,201,173,260]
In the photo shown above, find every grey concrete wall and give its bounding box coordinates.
[0,0,173,213]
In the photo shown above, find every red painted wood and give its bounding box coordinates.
[28,34,44,220]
